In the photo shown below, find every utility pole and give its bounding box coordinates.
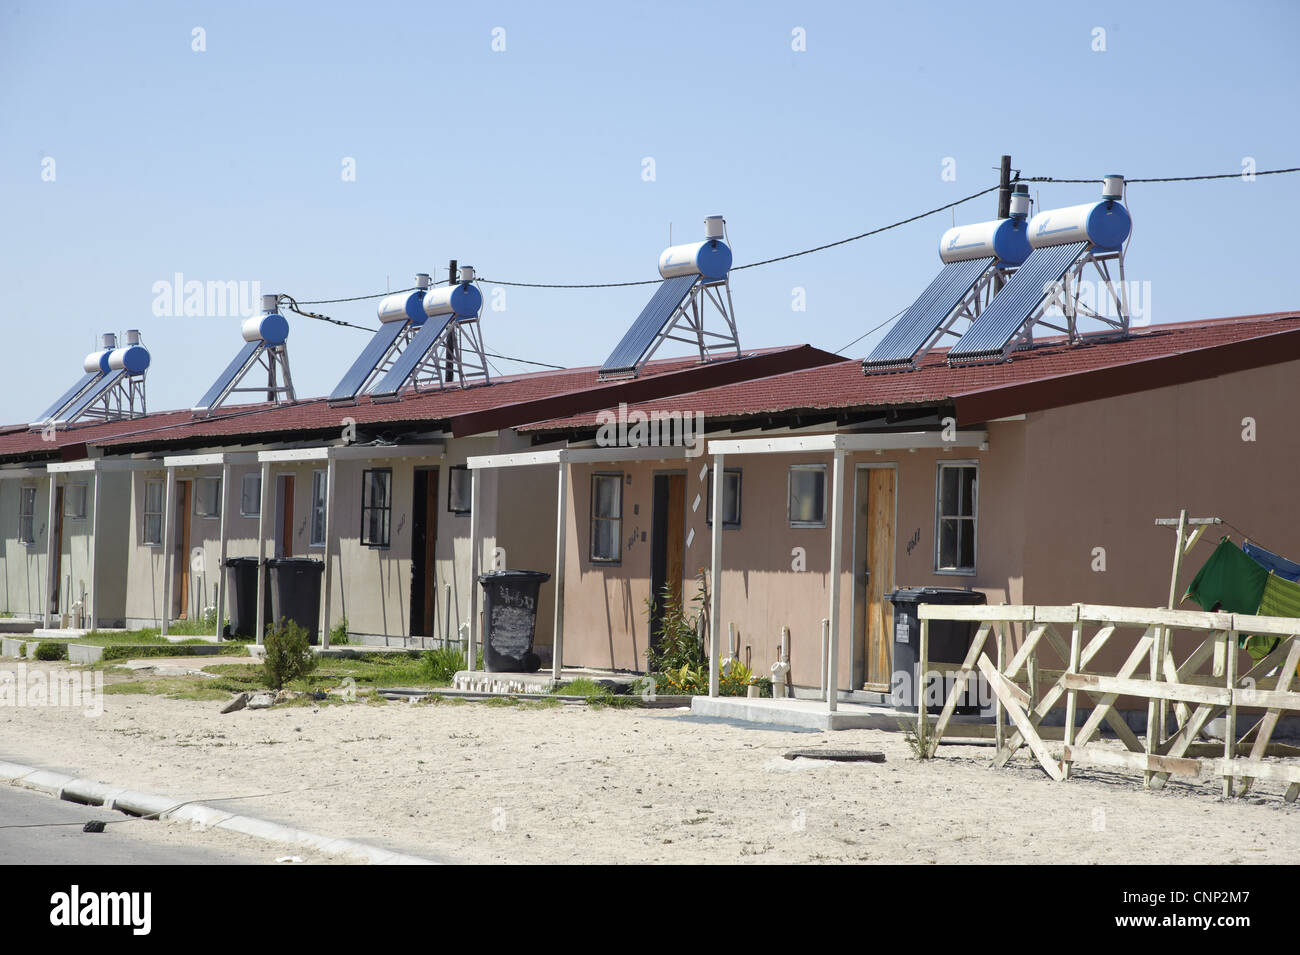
[997,154,1012,219]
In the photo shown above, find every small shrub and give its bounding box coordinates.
[329,617,350,646]
[420,647,466,685]
[34,641,68,662]
[262,619,317,689]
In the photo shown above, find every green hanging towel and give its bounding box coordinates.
[1250,573,1300,663]
[1183,537,1268,615]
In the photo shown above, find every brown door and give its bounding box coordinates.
[51,486,64,614]
[854,468,896,691]
[279,475,295,558]
[410,468,439,638]
[650,472,687,650]
[176,480,192,619]
[665,475,685,602]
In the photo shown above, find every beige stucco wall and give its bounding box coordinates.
[558,427,1023,688]
[0,477,49,620]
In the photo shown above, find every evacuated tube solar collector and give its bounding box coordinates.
[599,215,740,380]
[192,294,296,416]
[30,330,151,430]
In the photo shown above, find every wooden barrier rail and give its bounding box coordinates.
[915,603,1300,801]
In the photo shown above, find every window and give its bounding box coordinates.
[589,472,623,562]
[64,483,88,520]
[18,486,36,544]
[447,465,472,514]
[142,479,164,546]
[240,473,261,516]
[195,477,222,518]
[310,469,327,547]
[935,463,978,574]
[788,465,826,528]
[361,468,392,548]
[705,468,742,528]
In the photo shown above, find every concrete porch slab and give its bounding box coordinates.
[690,695,915,732]
[453,667,642,695]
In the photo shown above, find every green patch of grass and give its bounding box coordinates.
[552,678,615,701]
[98,644,249,661]
[420,647,466,685]
[103,679,232,702]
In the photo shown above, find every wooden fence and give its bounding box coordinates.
[915,604,1300,801]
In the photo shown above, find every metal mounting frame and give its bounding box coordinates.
[373,315,492,401]
[599,276,740,381]
[194,343,297,418]
[999,246,1129,361]
[60,373,148,428]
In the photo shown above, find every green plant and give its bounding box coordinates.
[420,647,466,685]
[718,659,755,697]
[329,617,350,646]
[34,641,68,661]
[261,619,317,689]
[645,572,708,673]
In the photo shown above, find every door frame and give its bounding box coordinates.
[410,466,439,639]
[275,473,295,559]
[51,486,65,614]
[849,462,898,692]
[175,479,193,619]
[649,469,688,649]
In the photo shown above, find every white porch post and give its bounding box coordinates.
[467,467,482,668]
[160,467,176,637]
[88,470,100,629]
[826,447,846,714]
[708,453,725,697]
[254,460,271,644]
[44,472,58,629]
[320,455,337,649]
[551,460,568,682]
[214,462,231,639]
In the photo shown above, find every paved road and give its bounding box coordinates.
[0,784,310,865]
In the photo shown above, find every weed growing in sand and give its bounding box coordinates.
[262,619,318,690]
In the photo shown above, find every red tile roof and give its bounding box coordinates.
[518,312,1300,432]
[0,345,838,462]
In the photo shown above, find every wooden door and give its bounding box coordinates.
[51,487,64,614]
[280,475,295,558]
[176,480,192,619]
[665,474,685,603]
[864,469,896,690]
[410,468,439,638]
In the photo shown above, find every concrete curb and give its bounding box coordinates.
[0,760,436,865]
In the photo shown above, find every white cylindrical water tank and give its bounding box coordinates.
[424,282,482,319]
[84,350,109,373]
[658,239,733,280]
[415,273,431,290]
[241,312,290,344]
[1009,185,1031,219]
[377,290,427,325]
[1102,174,1125,201]
[938,218,1032,265]
[704,215,725,240]
[458,265,475,283]
[101,333,117,350]
[261,293,279,313]
[108,342,150,374]
[1027,200,1132,250]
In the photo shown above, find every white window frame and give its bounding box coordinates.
[309,469,327,548]
[934,461,978,576]
[195,476,222,519]
[589,472,623,563]
[787,464,827,529]
[705,467,742,529]
[18,485,37,545]
[447,465,472,514]
[240,472,261,517]
[64,482,89,520]
[142,478,164,547]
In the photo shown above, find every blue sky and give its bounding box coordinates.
[2,0,1297,415]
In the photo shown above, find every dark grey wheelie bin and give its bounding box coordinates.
[888,587,987,714]
[477,570,551,672]
[267,557,325,645]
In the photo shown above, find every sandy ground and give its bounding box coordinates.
[1,660,1297,864]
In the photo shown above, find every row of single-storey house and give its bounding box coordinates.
[4,307,1298,702]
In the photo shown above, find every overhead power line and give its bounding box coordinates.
[1019,166,1300,185]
